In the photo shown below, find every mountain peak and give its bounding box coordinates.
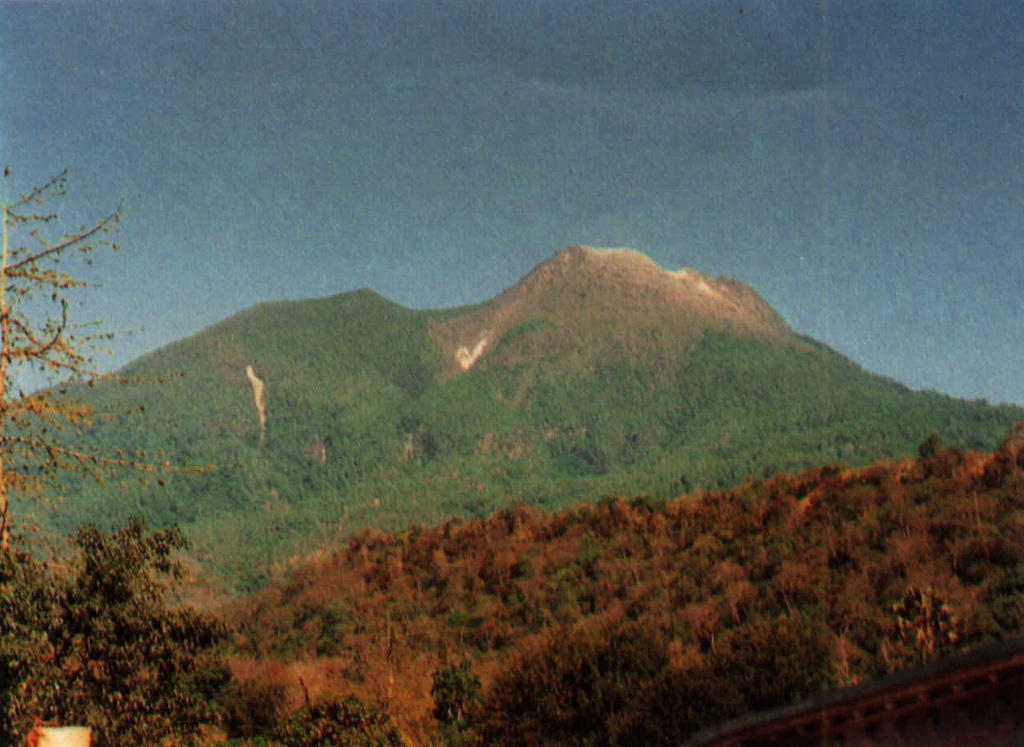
[538,245,788,329]
[430,245,792,376]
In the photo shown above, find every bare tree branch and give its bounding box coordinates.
[0,169,213,548]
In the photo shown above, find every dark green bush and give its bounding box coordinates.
[712,613,835,712]
[612,664,743,745]
[431,661,481,727]
[273,695,404,747]
[477,622,668,746]
[222,678,288,739]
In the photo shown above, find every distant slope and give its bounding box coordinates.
[32,246,1024,589]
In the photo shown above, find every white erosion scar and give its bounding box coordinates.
[455,336,488,371]
[676,268,726,302]
[245,364,268,442]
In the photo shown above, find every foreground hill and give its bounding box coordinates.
[223,425,1024,746]
[37,246,1024,589]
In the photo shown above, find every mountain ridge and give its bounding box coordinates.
[28,245,1024,590]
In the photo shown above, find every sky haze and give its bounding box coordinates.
[2,0,1022,404]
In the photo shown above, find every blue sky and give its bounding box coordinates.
[2,0,1022,404]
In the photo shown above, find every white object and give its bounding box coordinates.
[34,726,92,747]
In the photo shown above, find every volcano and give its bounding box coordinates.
[37,246,1024,589]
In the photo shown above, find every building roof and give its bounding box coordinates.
[685,636,1024,746]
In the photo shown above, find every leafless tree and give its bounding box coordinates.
[0,169,177,548]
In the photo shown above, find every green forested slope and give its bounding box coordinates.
[25,262,1024,590]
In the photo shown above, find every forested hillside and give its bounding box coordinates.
[34,249,1024,591]
[222,424,1024,745]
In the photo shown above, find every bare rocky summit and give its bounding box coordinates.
[430,245,794,378]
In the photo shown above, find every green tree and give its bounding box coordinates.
[918,433,943,460]
[432,661,481,746]
[711,613,835,712]
[273,695,405,747]
[478,623,668,747]
[0,517,229,744]
[612,664,743,746]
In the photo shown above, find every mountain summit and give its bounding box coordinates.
[431,245,792,378]
[40,245,1024,589]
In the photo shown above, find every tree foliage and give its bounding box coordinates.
[477,622,670,746]
[431,660,481,745]
[0,517,229,745]
[474,613,832,747]
[272,695,405,747]
[227,423,1024,742]
[711,613,834,712]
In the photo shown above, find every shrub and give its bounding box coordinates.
[611,664,743,745]
[432,661,481,746]
[431,661,481,727]
[711,613,835,712]
[273,695,404,747]
[221,678,288,739]
[477,622,667,746]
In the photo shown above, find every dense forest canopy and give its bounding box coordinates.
[3,421,1022,744]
